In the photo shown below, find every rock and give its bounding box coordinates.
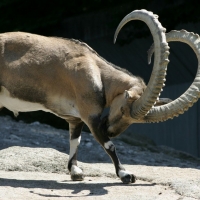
[30,121,40,126]
[0,146,69,174]
[0,146,199,200]
[84,138,91,142]
[85,142,93,148]
[9,134,21,140]
[0,115,200,199]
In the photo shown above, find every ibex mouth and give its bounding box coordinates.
[107,129,122,138]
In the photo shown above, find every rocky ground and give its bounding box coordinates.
[0,115,199,200]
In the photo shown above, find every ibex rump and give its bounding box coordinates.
[0,10,200,183]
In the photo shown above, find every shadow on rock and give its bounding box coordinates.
[0,177,156,198]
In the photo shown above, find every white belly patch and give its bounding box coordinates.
[0,86,80,118]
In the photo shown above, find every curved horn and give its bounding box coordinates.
[114,9,170,120]
[143,30,200,122]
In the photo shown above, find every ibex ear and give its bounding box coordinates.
[124,90,140,101]
[124,90,131,99]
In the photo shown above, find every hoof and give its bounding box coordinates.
[121,174,136,184]
[71,173,84,181]
[70,165,84,181]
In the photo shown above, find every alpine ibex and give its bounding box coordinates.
[0,10,199,184]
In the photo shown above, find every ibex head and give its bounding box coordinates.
[107,82,146,137]
[105,10,200,138]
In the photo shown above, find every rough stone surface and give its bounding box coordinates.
[0,115,200,200]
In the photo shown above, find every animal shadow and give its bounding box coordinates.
[0,177,155,198]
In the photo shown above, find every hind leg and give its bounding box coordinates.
[67,119,84,181]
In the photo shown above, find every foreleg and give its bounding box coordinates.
[88,116,136,184]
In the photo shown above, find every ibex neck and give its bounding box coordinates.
[101,66,137,107]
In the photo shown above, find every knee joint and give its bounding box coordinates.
[104,141,115,151]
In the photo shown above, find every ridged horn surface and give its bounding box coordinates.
[144,30,200,123]
[114,9,170,120]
